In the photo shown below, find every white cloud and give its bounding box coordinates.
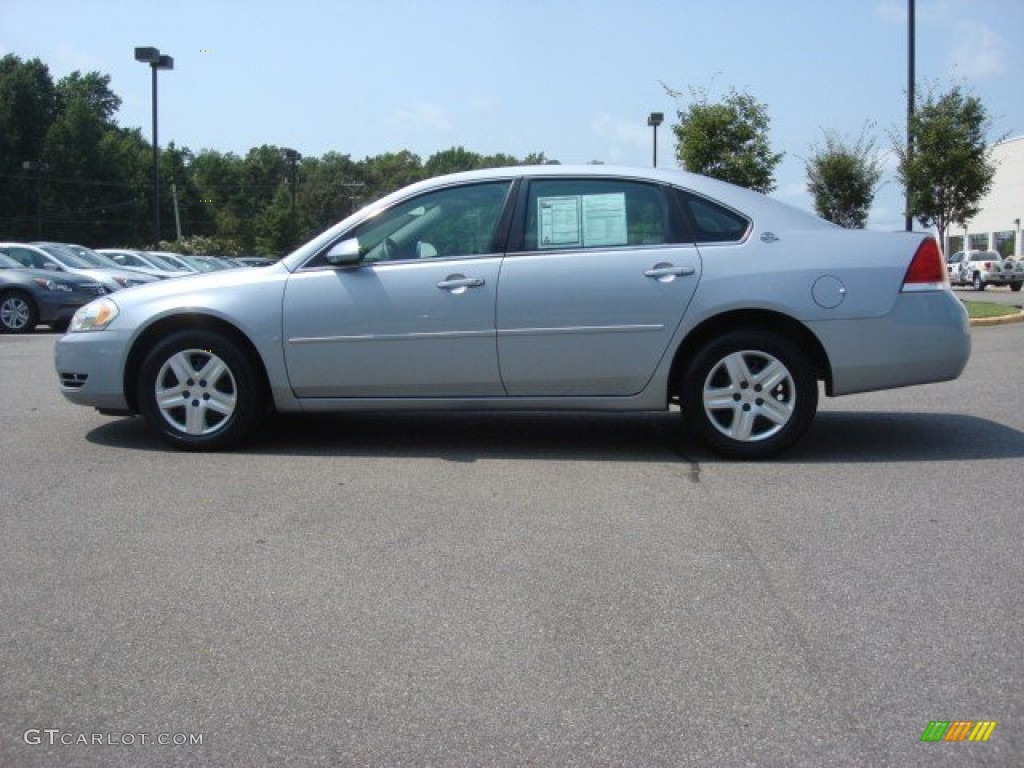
[875,1,905,25]
[591,112,651,151]
[471,95,494,114]
[949,19,1007,79]
[393,103,452,132]
[53,42,106,76]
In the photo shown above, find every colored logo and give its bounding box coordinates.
[921,721,997,742]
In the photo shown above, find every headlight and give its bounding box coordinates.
[69,298,119,332]
[32,277,72,292]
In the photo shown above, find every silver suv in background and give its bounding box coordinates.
[947,249,1024,291]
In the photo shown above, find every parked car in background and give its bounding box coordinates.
[98,248,193,279]
[172,254,226,273]
[52,243,163,283]
[142,252,199,274]
[234,256,275,267]
[206,256,245,269]
[55,165,970,459]
[947,249,1024,291]
[3,242,157,293]
[0,252,107,333]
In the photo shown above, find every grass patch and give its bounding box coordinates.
[961,300,1020,319]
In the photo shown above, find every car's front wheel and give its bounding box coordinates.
[1011,283,1022,292]
[0,291,38,333]
[137,330,264,451]
[681,330,818,460]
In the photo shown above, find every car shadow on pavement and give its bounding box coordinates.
[785,411,1024,463]
[85,409,1024,464]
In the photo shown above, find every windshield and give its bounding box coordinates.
[145,253,179,270]
[65,244,120,268]
[33,243,92,268]
[180,255,221,272]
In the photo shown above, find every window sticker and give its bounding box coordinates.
[537,192,628,249]
[538,196,582,248]
[581,193,627,247]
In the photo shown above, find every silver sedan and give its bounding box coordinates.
[55,166,970,459]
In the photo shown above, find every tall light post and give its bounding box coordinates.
[647,112,664,168]
[905,0,915,232]
[283,148,301,249]
[135,46,174,248]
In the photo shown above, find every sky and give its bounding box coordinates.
[2,0,1022,231]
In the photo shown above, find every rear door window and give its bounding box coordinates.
[519,178,690,252]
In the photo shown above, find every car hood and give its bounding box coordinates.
[1,266,98,285]
[109,262,288,309]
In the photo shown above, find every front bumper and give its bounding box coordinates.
[36,294,96,326]
[54,329,133,412]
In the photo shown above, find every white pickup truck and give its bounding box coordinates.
[946,250,1024,291]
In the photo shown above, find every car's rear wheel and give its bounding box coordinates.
[137,330,264,451]
[0,291,38,334]
[682,330,817,460]
[1011,283,1022,292]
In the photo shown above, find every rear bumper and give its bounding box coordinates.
[809,291,970,397]
[981,272,1022,285]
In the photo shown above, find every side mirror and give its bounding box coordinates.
[44,262,60,271]
[325,238,362,266]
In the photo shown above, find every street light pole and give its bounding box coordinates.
[905,0,915,233]
[647,112,664,168]
[283,148,301,250]
[135,47,174,248]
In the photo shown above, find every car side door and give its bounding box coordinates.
[282,180,514,398]
[496,177,701,397]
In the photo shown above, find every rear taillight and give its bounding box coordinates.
[902,238,948,292]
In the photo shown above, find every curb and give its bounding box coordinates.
[969,308,1024,327]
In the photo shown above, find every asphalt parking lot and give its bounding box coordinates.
[1,323,1022,767]
[953,284,1024,307]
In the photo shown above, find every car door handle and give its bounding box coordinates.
[437,276,485,292]
[644,264,695,279]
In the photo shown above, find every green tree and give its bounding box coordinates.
[666,85,782,193]
[894,84,997,249]
[521,152,559,165]
[424,146,483,176]
[362,150,423,201]
[805,128,884,228]
[0,55,58,239]
[41,71,146,245]
[296,152,367,240]
[55,71,120,125]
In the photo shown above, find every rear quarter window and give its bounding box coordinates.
[675,190,751,243]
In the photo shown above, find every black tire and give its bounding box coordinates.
[973,273,985,291]
[1011,283,1022,293]
[681,329,818,460]
[137,329,264,451]
[0,291,38,334]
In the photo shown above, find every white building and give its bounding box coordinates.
[946,135,1024,257]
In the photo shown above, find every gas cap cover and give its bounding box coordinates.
[812,275,846,309]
